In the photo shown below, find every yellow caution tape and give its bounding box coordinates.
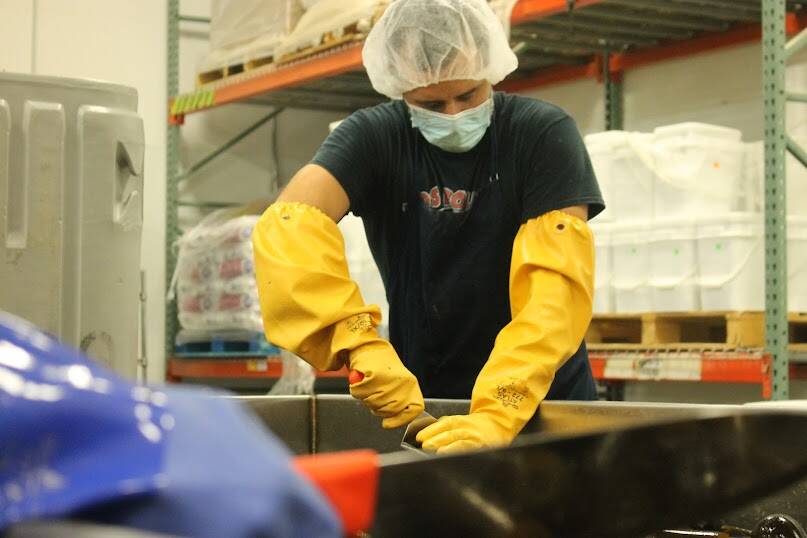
[170,89,215,118]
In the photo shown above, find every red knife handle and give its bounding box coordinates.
[348,370,365,385]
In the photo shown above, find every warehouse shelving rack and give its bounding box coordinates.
[166,0,807,398]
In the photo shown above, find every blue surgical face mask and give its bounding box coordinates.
[408,97,494,153]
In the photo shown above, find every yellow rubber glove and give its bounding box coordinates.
[252,202,424,428]
[417,210,595,454]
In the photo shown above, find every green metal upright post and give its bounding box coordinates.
[762,0,790,400]
[166,0,180,363]
[604,51,624,131]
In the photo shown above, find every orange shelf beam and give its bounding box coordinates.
[611,23,762,74]
[215,44,364,108]
[590,352,773,399]
[497,61,600,93]
[511,0,606,25]
[168,357,349,381]
[612,13,807,74]
[503,14,807,92]
[170,353,790,399]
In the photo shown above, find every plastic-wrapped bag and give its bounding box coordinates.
[172,207,264,335]
[201,0,305,72]
[276,0,387,58]
[268,350,317,395]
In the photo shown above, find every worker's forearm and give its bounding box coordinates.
[471,211,595,430]
[252,201,382,371]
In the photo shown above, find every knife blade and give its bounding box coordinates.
[400,411,438,454]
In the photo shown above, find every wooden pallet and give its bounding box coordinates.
[196,62,247,86]
[276,5,387,66]
[195,33,364,88]
[196,53,277,87]
[276,31,365,66]
[195,14,380,88]
[586,311,807,350]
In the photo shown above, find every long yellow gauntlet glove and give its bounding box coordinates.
[418,210,595,453]
[252,202,424,428]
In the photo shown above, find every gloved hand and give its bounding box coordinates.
[252,202,424,428]
[417,413,512,454]
[417,210,595,454]
[348,342,424,429]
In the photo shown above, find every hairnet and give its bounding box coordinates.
[363,0,519,99]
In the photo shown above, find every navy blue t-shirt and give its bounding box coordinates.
[312,92,604,398]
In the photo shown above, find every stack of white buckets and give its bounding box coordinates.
[586,123,807,314]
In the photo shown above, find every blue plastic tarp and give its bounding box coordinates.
[0,312,341,538]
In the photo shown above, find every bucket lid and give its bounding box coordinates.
[609,221,653,244]
[609,221,654,233]
[584,130,631,147]
[651,217,697,241]
[0,71,137,98]
[696,212,763,238]
[697,212,762,226]
[653,122,742,143]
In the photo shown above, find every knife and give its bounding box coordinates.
[295,409,807,538]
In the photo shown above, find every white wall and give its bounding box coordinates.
[0,0,34,72]
[0,0,168,383]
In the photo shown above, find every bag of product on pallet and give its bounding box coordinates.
[267,350,317,395]
[275,0,388,60]
[652,122,745,219]
[201,0,305,75]
[584,131,655,223]
[172,207,264,335]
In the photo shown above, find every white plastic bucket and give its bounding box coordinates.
[696,213,764,311]
[611,221,653,313]
[585,131,654,222]
[649,218,699,312]
[590,222,613,314]
[789,216,807,312]
[653,123,745,219]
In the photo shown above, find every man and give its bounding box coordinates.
[253,0,604,454]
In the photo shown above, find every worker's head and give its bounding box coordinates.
[363,0,518,152]
[363,0,518,100]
